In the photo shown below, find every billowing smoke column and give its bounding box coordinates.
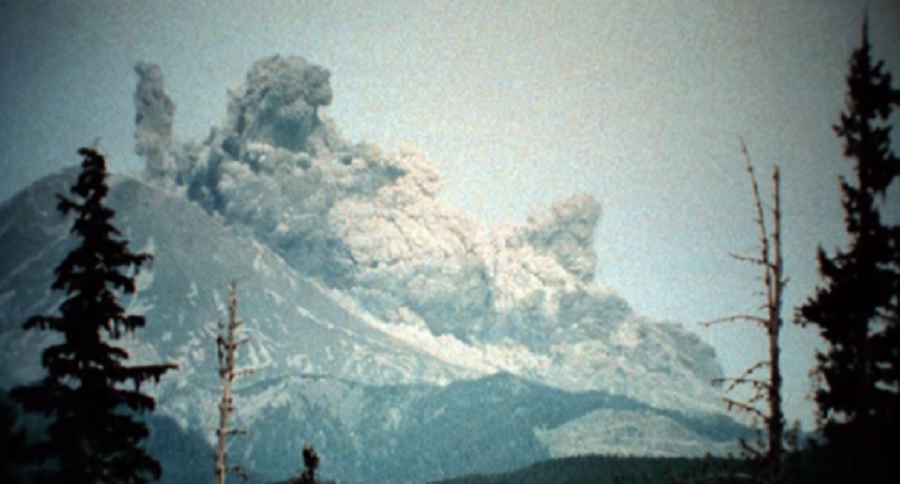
[133,56,724,405]
[134,62,175,181]
[225,55,339,154]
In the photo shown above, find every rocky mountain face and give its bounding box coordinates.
[0,56,744,483]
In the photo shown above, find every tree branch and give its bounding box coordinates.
[700,314,768,328]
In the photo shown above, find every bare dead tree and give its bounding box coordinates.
[702,141,787,483]
[214,282,254,484]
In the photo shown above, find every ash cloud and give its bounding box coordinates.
[511,194,600,283]
[224,56,344,155]
[134,62,175,181]
[133,56,723,395]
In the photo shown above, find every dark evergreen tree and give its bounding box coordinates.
[9,148,177,482]
[797,19,900,482]
[0,396,27,481]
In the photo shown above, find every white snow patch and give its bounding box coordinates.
[187,282,199,305]
[264,288,284,306]
[244,339,273,370]
[191,347,205,363]
[386,407,402,430]
[251,239,268,275]
[294,304,318,323]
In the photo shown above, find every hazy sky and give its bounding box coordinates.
[2,0,899,429]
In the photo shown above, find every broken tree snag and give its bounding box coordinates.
[214,281,254,484]
[702,141,787,483]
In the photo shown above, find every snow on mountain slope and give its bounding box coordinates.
[0,169,481,391]
[0,55,749,482]
[0,167,750,482]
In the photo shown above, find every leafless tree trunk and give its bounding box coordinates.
[214,282,253,484]
[703,141,786,483]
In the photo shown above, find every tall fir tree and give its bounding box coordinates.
[798,19,900,481]
[10,148,177,482]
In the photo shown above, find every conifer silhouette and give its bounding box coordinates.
[798,19,899,482]
[0,398,26,481]
[10,147,176,482]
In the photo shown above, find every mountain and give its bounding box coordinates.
[0,55,746,483]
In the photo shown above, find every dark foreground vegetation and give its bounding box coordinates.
[431,447,876,484]
[431,455,728,484]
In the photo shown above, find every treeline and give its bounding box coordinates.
[429,449,879,484]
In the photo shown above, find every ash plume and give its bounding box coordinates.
[224,55,344,155]
[132,56,724,403]
[134,62,176,181]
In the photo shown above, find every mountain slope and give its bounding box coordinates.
[0,54,749,482]
[0,169,480,391]
[0,170,745,482]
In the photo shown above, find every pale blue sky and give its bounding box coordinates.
[2,0,899,429]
